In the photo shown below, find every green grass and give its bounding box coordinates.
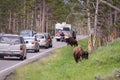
[6,38,120,80]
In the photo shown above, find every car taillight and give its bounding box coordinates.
[31,41,36,44]
[48,39,51,42]
[20,46,23,51]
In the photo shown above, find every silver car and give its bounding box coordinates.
[35,33,53,49]
[0,34,27,60]
[23,37,39,52]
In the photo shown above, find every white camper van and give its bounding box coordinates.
[55,22,72,41]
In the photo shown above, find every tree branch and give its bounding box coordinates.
[100,0,120,12]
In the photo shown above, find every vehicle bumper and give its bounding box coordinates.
[26,45,36,50]
[55,36,61,39]
[0,50,22,57]
[39,42,48,47]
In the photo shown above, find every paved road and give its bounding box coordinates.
[0,35,87,80]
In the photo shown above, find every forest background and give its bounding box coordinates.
[0,0,120,52]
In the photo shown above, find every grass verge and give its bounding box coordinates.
[6,38,120,80]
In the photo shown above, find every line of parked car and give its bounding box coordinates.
[0,30,53,60]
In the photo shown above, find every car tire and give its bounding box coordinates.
[24,56,27,59]
[49,43,52,48]
[37,46,40,52]
[24,51,27,59]
[34,49,37,52]
[37,49,39,52]
[20,56,24,60]
[35,46,39,52]
[50,45,53,47]
[0,56,4,59]
[45,46,48,49]
[74,37,76,39]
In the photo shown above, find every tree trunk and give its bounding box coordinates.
[7,10,12,33]
[23,0,26,29]
[46,13,48,33]
[39,5,42,32]
[13,13,16,33]
[93,0,99,49]
[41,0,45,32]
[114,10,117,24]
[87,0,93,53]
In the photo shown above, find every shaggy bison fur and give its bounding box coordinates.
[65,37,78,47]
[73,45,88,63]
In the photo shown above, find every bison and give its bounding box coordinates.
[65,37,78,47]
[73,45,88,63]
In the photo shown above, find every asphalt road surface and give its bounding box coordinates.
[0,35,87,80]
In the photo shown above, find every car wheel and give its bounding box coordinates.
[49,44,52,48]
[37,46,40,52]
[50,45,52,47]
[24,56,27,59]
[37,49,39,52]
[45,46,48,49]
[0,56,4,59]
[24,50,27,59]
[74,37,76,39]
[20,56,24,60]
[34,49,37,52]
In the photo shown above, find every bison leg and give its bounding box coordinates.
[73,53,80,63]
[82,51,89,59]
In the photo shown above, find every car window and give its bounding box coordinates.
[48,34,50,38]
[36,35,44,39]
[20,30,34,37]
[63,27,70,31]
[24,37,35,41]
[0,36,20,44]
[45,33,50,39]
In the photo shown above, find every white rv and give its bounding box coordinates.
[55,22,72,41]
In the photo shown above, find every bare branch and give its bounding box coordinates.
[100,0,120,12]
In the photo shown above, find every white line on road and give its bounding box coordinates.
[0,47,58,75]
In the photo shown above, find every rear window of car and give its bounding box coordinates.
[45,33,50,39]
[35,35,44,39]
[23,37,35,41]
[20,30,33,37]
[0,36,20,44]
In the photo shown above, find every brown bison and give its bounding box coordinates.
[73,45,88,63]
[65,37,78,47]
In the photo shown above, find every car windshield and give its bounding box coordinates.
[20,30,33,37]
[0,36,20,44]
[36,35,44,39]
[24,37,35,41]
[63,27,70,31]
